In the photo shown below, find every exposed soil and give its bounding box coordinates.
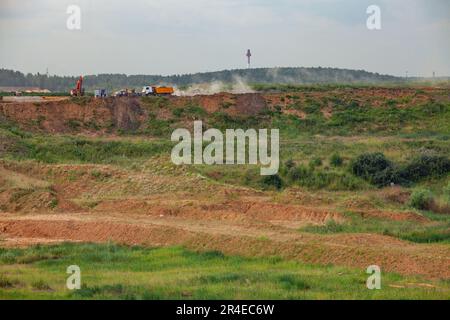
[0,161,449,280]
[1,215,449,279]
[0,87,443,134]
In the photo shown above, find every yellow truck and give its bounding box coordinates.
[142,86,174,96]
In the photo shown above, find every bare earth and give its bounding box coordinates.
[0,161,449,280]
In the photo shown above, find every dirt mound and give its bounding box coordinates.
[0,189,56,213]
[0,97,147,133]
[233,93,267,115]
[354,210,429,222]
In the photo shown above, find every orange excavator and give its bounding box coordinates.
[70,76,85,96]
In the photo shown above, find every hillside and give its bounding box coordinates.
[0,86,449,299]
[0,67,401,92]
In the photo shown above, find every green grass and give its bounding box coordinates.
[0,243,448,300]
[0,127,172,166]
[301,211,450,244]
[192,135,449,193]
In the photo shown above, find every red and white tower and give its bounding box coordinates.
[246,49,252,69]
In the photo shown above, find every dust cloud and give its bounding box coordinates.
[174,76,254,96]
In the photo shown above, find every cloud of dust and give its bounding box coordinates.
[174,76,254,96]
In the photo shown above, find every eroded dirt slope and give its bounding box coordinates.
[0,87,445,134]
[0,161,448,280]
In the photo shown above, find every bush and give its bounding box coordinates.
[287,165,308,183]
[260,174,284,190]
[400,155,450,182]
[351,153,450,187]
[330,153,343,167]
[351,153,397,187]
[409,189,433,210]
[286,165,364,190]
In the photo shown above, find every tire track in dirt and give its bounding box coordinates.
[0,216,449,280]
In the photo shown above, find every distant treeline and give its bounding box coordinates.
[0,67,401,92]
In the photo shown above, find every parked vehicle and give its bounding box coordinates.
[142,86,174,96]
[114,89,136,97]
[94,89,107,98]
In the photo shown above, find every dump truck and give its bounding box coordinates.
[142,86,174,96]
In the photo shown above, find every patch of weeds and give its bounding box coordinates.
[278,275,311,290]
[172,104,207,119]
[90,170,112,181]
[221,101,234,109]
[10,189,33,202]
[409,188,434,210]
[144,114,173,137]
[260,174,284,190]
[198,273,246,284]
[32,280,52,291]
[84,120,100,130]
[66,119,82,130]
[309,157,323,168]
[70,97,90,106]
[330,153,343,167]
[0,275,14,288]
[48,198,58,209]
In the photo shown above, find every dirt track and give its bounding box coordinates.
[1,211,449,279]
[0,161,449,280]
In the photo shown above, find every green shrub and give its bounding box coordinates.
[309,157,322,168]
[330,153,343,167]
[409,189,433,210]
[351,153,397,187]
[48,199,58,209]
[287,165,308,183]
[260,174,283,190]
[400,155,450,182]
[286,165,363,190]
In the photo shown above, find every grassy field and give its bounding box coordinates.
[300,210,450,243]
[0,243,448,300]
[0,86,449,300]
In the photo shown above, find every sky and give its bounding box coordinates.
[0,0,449,77]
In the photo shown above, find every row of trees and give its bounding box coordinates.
[0,67,400,92]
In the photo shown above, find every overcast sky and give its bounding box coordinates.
[0,0,449,77]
